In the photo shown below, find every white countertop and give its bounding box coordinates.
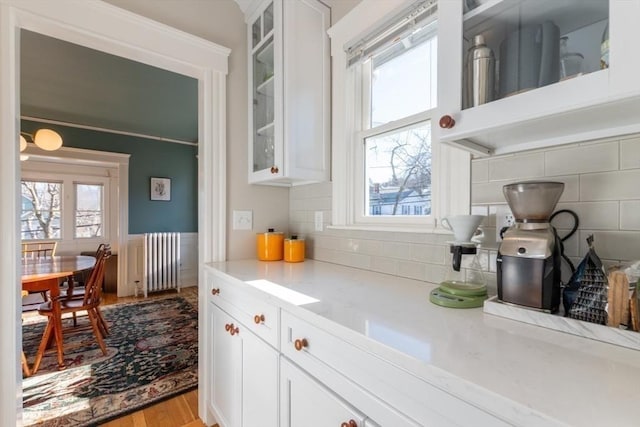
[206,259,640,427]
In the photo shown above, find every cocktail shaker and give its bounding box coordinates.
[465,34,495,108]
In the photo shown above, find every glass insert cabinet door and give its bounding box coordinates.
[461,0,609,110]
[252,2,275,173]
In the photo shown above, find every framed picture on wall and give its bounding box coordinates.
[150,177,171,201]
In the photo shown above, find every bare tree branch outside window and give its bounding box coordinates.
[366,122,432,216]
[21,180,62,239]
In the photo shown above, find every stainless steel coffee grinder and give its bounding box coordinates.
[497,181,564,312]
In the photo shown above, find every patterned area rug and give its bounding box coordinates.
[22,295,198,426]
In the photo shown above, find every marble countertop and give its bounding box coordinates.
[206,259,640,427]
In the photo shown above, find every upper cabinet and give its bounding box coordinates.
[246,0,330,185]
[437,0,640,156]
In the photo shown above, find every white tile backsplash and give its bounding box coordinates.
[553,202,619,230]
[578,230,640,260]
[544,141,618,176]
[396,260,427,281]
[488,152,545,181]
[580,169,640,201]
[620,137,640,170]
[620,201,640,230]
[472,159,489,183]
[290,136,640,286]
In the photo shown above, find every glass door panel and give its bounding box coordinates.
[461,0,609,109]
[253,34,275,173]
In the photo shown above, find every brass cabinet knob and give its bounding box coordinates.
[270,166,279,174]
[211,288,220,296]
[230,325,239,336]
[224,323,231,331]
[254,314,265,324]
[439,114,455,129]
[341,420,357,427]
[294,338,308,351]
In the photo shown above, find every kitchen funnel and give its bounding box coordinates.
[502,181,564,222]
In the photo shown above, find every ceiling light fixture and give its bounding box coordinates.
[19,128,64,161]
[20,129,64,151]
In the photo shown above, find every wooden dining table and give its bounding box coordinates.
[21,255,96,371]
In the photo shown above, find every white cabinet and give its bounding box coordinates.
[280,310,508,427]
[209,303,243,427]
[247,0,330,186]
[207,293,278,427]
[280,358,366,427]
[437,0,640,156]
[204,265,509,427]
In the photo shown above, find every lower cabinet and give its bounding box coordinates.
[280,358,366,427]
[204,267,506,427]
[209,302,278,427]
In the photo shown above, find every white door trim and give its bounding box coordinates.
[0,1,229,424]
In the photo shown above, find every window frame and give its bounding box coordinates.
[73,181,105,239]
[328,0,471,232]
[21,171,110,244]
[20,179,63,240]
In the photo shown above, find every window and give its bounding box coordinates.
[21,161,113,245]
[21,180,62,239]
[329,0,471,230]
[75,183,103,238]
[355,1,437,225]
[21,178,106,241]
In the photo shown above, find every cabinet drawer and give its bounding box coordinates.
[208,274,279,348]
[281,311,509,427]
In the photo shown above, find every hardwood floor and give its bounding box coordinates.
[100,389,211,427]
[98,288,217,427]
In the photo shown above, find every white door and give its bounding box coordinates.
[280,358,365,427]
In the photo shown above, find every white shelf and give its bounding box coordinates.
[462,0,608,45]
[256,75,274,97]
[255,39,274,68]
[257,122,274,136]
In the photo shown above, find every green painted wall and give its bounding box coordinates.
[22,120,198,234]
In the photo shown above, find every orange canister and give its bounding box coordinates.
[256,228,284,261]
[284,236,305,263]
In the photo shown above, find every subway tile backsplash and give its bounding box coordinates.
[289,136,640,290]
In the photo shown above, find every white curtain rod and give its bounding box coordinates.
[21,115,198,147]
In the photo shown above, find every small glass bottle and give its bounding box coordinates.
[601,22,609,69]
[559,36,584,80]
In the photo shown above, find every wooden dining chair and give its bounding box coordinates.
[31,247,111,374]
[22,241,58,301]
[63,243,110,334]
[21,241,57,260]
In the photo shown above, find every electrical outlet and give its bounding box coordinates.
[314,211,323,232]
[232,210,253,230]
[495,206,515,242]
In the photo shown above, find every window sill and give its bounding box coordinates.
[326,224,451,235]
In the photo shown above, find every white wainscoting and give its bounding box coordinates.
[126,232,198,296]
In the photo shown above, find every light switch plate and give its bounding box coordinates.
[315,211,323,232]
[233,210,253,230]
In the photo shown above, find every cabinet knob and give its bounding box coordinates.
[341,420,357,427]
[270,166,279,174]
[211,288,220,296]
[294,338,308,351]
[230,325,240,336]
[225,323,232,331]
[254,314,265,324]
[439,114,455,129]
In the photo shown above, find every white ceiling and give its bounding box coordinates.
[20,30,198,143]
